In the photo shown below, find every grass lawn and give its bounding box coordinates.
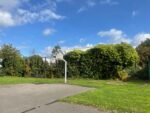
[0,76,63,85]
[62,79,150,113]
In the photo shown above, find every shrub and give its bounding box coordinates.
[125,65,141,79]
[136,39,150,79]
[64,43,139,80]
[0,44,25,76]
[87,44,120,79]
[64,50,84,78]
[118,70,128,81]
[136,39,150,67]
[115,43,139,69]
[136,67,149,80]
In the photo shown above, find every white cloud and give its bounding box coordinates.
[98,28,150,47]
[41,46,53,57]
[98,28,131,44]
[0,0,21,11]
[77,7,87,13]
[77,0,96,13]
[16,9,39,24]
[39,9,65,21]
[0,0,65,27]
[43,28,56,36]
[133,33,150,46]
[41,43,94,56]
[16,9,64,24]
[100,0,119,5]
[62,44,93,53]
[86,43,93,48]
[0,10,15,27]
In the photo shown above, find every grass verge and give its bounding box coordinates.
[0,76,63,85]
[62,79,150,113]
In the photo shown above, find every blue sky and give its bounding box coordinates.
[0,0,150,56]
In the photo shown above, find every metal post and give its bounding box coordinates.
[62,59,67,84]
[65,60,67,84]
[58,58,67,83]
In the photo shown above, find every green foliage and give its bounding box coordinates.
[136,39,150,67]
[27,55,52,78]
[0,44,25,76]
[51,60,65,78]
[0,44,53,78]
[65,43,139,80]
[118,70,128,81]
[0,43,140,80]
[125,65,141,78]
[64,50,83,78]
[87,44,121,79]
[64,79,150,113]
[79,52,93,78]
[51,45,61,58]
[136,39,150,79]
[0,76,63,85]
[115,43,139,68]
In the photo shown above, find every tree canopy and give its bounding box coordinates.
[136,39,150,67]
[65,43,139,80]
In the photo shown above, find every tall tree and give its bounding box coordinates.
[136,39,150,79]
[51,45,64,78]
[51,45,61,58]
[27,55,43,77]
[0,44,25,76]
[136,39,150,67]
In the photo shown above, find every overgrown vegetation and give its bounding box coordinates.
[64,43,139,80]
[0,40,149,81]
[0,44,61,78]
[136,39,150,79]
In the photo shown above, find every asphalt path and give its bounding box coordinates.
[0,84,103,113]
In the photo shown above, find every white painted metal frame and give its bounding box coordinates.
[57,58,67,84]
[55,51,67,84]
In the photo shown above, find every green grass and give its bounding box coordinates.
[62,79,150,113]
[0,76,63,85]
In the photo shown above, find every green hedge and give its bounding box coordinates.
[64,43,139,79]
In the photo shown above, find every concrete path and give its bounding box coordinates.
[0,84,103,113]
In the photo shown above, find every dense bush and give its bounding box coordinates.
[136,39,150,79]
[79,52,93,78]
[136,39,150,67]
[0,45,53,78]
[86,45,120,79]
[53,60,65,78]
[118,70,128,81]
[0,44,25,76]
[65,43,139,80]
[64,50,83,78]
[115,43,139,69]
